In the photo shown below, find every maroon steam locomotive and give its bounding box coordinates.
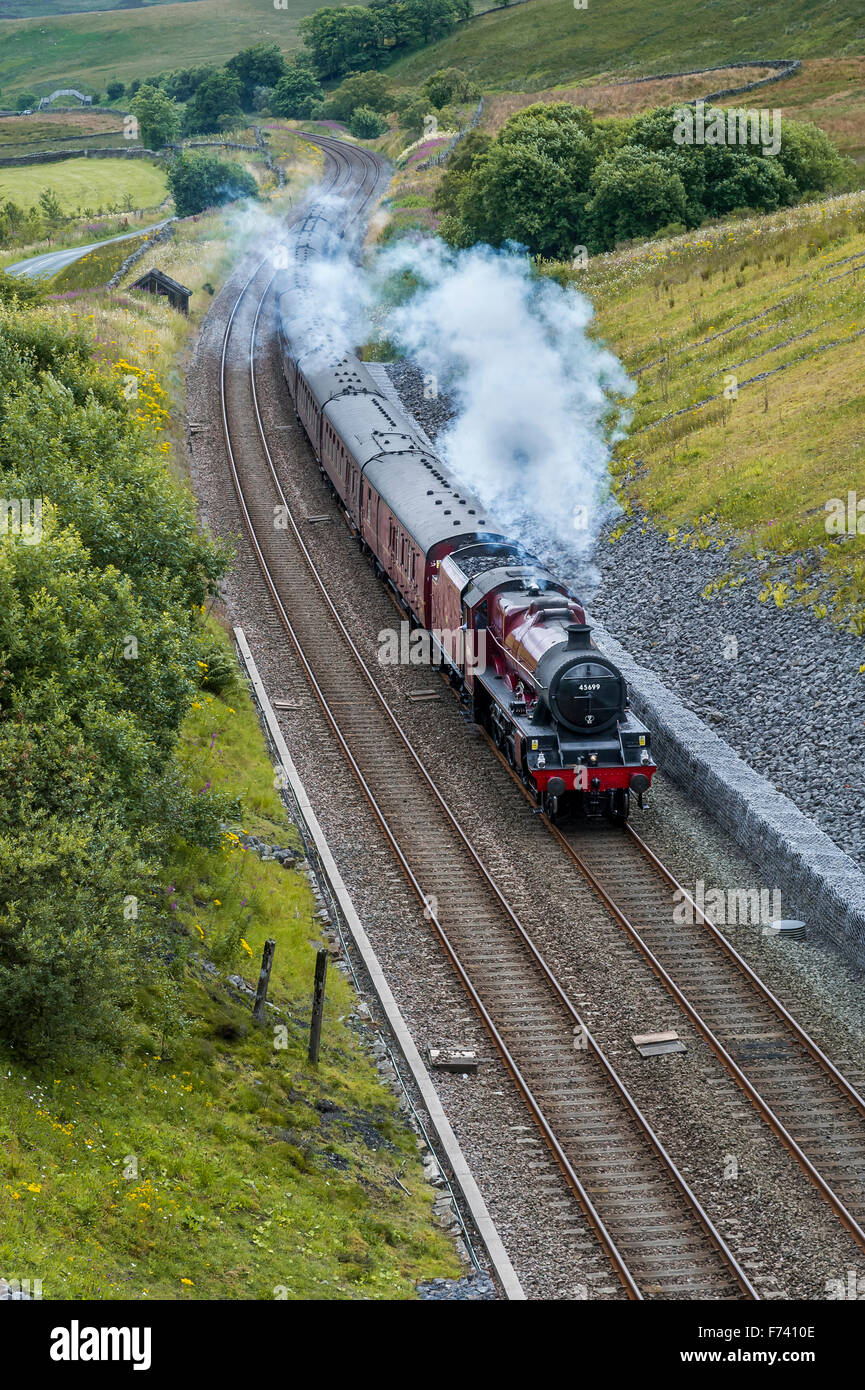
[276,276,655,823]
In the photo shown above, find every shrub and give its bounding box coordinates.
[349,106,389,140]
[271,66,323,120]
[167,152,258,217]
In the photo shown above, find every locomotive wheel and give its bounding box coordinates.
[542,791,560,820]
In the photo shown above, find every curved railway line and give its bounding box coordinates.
[215,132,865,1298]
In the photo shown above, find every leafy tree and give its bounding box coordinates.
[585,147,688,249]
[167,151,257,216]
[326,70,392,120]
[300,7,383,80]
[129,84,181,150]
[226,42,287,110]
[424,67,478,109]
[0,308,229,1056]
[434,129,491,212]
[349,105,389,139]
[184,68,243,136]
[38,186,64,240]
[15,92,37,111]
[699,146,796,216]
[396,97,431,141]
[160,65,216,103]
[270,65,323,120]
[106,80,125,101]
[301,0,462,79]
[776,119,849,194]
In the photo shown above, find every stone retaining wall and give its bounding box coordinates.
[0,145,158,167]
[591,616,865,967]
[107,218,176,289]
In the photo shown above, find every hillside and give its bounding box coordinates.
[0,0,322,97]
[387,0,865,90]
[574,192,865,628]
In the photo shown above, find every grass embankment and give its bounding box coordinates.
[0,0,323,100]
[386,0,865,91]
[0,130,457,1300]
[719,57,865,167]
[564,192,865,631]
[0,632,459,1299]
[0,157,168,215]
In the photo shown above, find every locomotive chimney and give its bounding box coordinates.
[565,623,592,650]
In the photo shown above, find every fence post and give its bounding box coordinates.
[253,938,276,1022]
[308,948,328,1063]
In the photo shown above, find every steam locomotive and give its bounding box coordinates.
[275,236,656,823]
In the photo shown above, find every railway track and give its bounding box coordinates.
[553,819,865,1245]
[217,137,759,1300]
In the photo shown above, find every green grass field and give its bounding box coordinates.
[0,0,196,15]
[0,156,167,212]
[569,192,865,629]
[387,0,865,91]
[0,0,324,99]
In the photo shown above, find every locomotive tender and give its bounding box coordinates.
[275,227,656,823]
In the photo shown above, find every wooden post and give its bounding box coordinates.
[308,948,328,1063]
[253,938,276,1022]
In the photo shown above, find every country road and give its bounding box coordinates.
[5,220,167,280]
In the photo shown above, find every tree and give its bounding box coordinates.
[776,119,849,194]
[433,129,491,213]
[167,151,257,217]
[15,92,37,111]
[38,186,64,240]
[348,105,389,139]
[326,70,391,120]
[442,104,599,256]
[129,84,181,150]
[160,65,216,103]
[270,66,323,120]
[585,147,688,250]
[184,68,243,135]
[424,67,478,109]
[700,147,796,217]
[226,43,287,110]
[452,141,592,256]
[106,80,125,101]
[300,7,383,80]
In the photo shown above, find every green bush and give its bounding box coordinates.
[0,306,230,1057]
[349,106,389,140]
[167,152,258,217]
[271,66,323,120]
[439,102,851,257]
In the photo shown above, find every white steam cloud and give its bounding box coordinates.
[239,194,634,574]
[369,239,634,558]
